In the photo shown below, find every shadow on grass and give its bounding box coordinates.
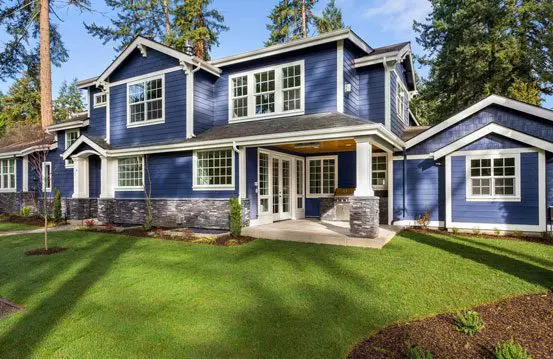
[403,231,553,289]
[0,234,136,358]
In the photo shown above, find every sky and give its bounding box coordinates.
[0,0,551,108]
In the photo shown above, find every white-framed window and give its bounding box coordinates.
[193,149,235,190]
[258,151,270,212]
[296,158,304,209]
[306,156,337,197]
[65,129,80,167]
[127,76,164,127]
[396,74,406,123]
[94,92,107,108]
[372,154,387,190]
[228,60,304,122]
[0,159,16,192]
[42,162,52,193]
[117,157,144,190]
[466,154,520,201]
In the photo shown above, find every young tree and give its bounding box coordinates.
[414,0,553,124]
[315,0,345,34]
[53,79,86,123]
[265,0,318,46]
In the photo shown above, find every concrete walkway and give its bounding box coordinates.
[242,219,403,249]
[0,225,78,237]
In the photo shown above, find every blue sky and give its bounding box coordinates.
[1,0,551,108]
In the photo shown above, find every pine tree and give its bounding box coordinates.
[315,0,345,33]
[265,0,318,47]
[53,79,86,123]
[0,71,41,129]
[413,0,552,124]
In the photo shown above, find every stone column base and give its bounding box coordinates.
[349,196,380,238]
[98,199,116,223]
[66,198,98,220]
[241,198,251,227]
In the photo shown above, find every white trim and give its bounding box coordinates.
[336,40,344,113]
[106,87,111,143]
[445,155,452,228]
[22,156,28,192]
[538,150,546,232]
[408,109,420,126]
[354,44,411,68]
[432,123,553,159]
[464,153,521,202]
[387,152,393,225]
[126,74,165,128]
[393,154,433,160]
[451,147,540,157]
[186,65,194,138]
[107,66,181,88]
[95,36,220,87]
[371,152,387,190]
[306,155,338,198]
[42,161,52,193]
[239,147,246,199]
[114,156,145,192]
[407,95,553,148]
[0,158,17,193]
[446,222,544,232]
[62,136,107,160]
[394,220,444,227]
[46,119,88,132]
[64,129,80,168]
[227,60,305,123]
[211,29,371,67]
[93,92,107,108]
[384,63,391,130]
[192,148,236,191]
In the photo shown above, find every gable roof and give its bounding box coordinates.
[79,37,222,89]
[406,95,553,149]
[62,135,110,159]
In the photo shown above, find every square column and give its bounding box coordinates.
[72,157,89,198]
[354,137,374,197]
[100,157,115,199]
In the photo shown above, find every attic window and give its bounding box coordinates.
[94,92,107,108]
[127,76,164,127]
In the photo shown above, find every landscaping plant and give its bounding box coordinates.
[454,309,484,336]
[405,341,433,359]
[20,206,31,217]
[84,219,96,228]
[495,339,532,359]
[416,210,431,229]
[53,189,62,222]
[229,197,242,237]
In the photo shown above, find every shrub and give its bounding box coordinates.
[229,197,242,237]
[405,341,433,359]
[20,206,31,217]
[416,210,431,229]
[53,189,62,222]
[454,310,484,336]
[142,222,152,231]
[105,223,115,232]
[512,230,523,238]
[473,226,480,235]
[495,339,532,359]
[451,227,459,234]
[84,219,96,228]
[494,227,500,236]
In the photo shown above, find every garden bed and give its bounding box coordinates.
[409,227,553,246]
[0,298,22,319]
[0,214,66,228]
[24,247,68,256]
[349,292,553,358]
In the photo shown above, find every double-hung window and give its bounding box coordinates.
[307,156,337,197]
[65,129,80,167]
[42,162,52,193]
[396,74,406,122]
[193,149,234,190]
[117,157,144,189]
[229,61,304,121]
[0,159,16,191]
[127,76,163,127]
[372,155,387,189]
[94,92,107,108]
[467,154,520,201]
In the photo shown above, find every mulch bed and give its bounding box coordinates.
[348,292,553,359]
[0,298,22,319]
[0,215,66,227]
[24,247,68,256]
[408,227,553,246]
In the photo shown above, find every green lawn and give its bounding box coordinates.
[0,222,39,232]
[0,230,551,358]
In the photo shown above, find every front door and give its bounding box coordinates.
[272,157,292,221]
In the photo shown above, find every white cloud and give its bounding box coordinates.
[364,0,431,32]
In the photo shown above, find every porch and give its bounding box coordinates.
[242,219,403,248]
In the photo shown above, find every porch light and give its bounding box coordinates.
[294,142,321,149]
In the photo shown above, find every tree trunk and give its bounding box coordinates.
[301,0,307,38]
[39,0,53,129]
[163,0,171,42]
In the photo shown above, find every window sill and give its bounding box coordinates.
[229,110,304,124]
[0,189,17,193]
[93,104,106,109]
[466,196,521,202]
[126,118,165,128]
[306,194,335,199]
[192,185,235,191]
[114,187,144,192]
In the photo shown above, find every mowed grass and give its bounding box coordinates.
[0,222,39,232]
[0,230,551,358]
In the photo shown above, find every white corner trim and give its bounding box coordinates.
[239,147,247,200]
[336,40,344,113]
[186,65,195,139]
[22,156,28,192]
[445,155,452,228]
[384,63,391,130]
[106,87,111,144]
[432,123,553,159]
[538,150,546,232]
[387,152,394,225]
[407,95,553,148]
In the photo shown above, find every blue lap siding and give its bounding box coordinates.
[194,71,216,135]
[358,65,385,125]
[89,156,101,198]
[88,88,106,137]
[390,69,408,137]
[109,48,180,83]
[343,41,364,117]
[450,153,539,225]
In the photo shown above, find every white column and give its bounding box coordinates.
[72,157,89,198]
[22,156,29,192]
[100,157,115,199]
[354,137,374,197]
[238,147,247,200]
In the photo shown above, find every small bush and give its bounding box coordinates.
[142,222,152,231]
[20,206,31,217]
[84,219,96,228]
[53,189,62,222]
[512,230,523,238]
[416,210,431,229]
[229,197,242,237]
[495,339,532,359]
[454,310,484,336]
[405,341,433,359]
[451,227,459,234]
[494,227,500,236]
[105,223,115,232]
[473,226,480,235]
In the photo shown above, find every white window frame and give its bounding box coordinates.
[42,161,52,193]
[306,155,338,198]
[64,129,80,168]
[372,153,387,190]
[395,73,407,124]
[257,150,271,214]
[115,156,145,191]
[465,153,521,202]
[126,75,165,128]
[0,158,16,192]
[93,92,107,108]
[192,149,235,191]
[228,60,305,123]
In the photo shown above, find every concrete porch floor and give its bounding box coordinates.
[242,219,403,249]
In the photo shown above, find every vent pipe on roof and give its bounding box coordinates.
[184,40,195,57]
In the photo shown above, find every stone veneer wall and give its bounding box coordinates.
[65,199,98,220]
[374,190,388,225]
[349,196,380,238]
[0,193,20,214]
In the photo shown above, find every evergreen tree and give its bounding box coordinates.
[315,0,345,33]
[53,79,86,123]
[414,0,553,124]
[0,71,41,129]
[265,0,318,46]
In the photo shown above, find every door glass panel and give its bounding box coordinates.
[296,160,304,209]
[282,160,290,213]
[272,158,279,214]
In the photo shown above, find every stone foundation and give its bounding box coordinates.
[0,193,20,214]
[65,198,98,220]
[241,198,251,227]
[374,190,388,225]
[349,196,380,238]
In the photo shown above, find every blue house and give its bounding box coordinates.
[1,29,552,237]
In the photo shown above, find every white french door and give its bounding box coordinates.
[272,157,292,221]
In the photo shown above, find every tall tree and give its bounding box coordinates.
[315,0,344,33]
[53,79,86,123]
[265,0,318,46]
[413,0,553,124]
[0,70,41,130]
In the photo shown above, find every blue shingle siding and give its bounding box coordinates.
[343,41,362,117]
[459,134,530,151]
[390,70,408,137]
[109,70,187,147]
[109,48,180,83]
[194,70,216,135]
[408,106,553,155]
[450,153,539,225]
[358,65,385,125]
[46,138,73,198]
[89,155,101,198]
[393,158,445,222]
[88,87,106,137]
[213,43,337,127]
